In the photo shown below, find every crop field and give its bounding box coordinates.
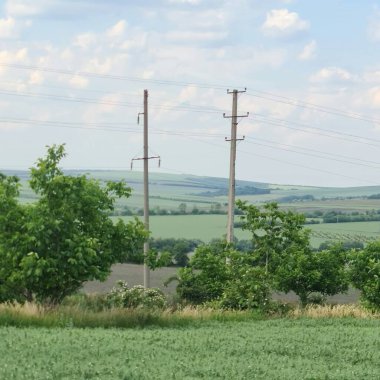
[0,318,379,379]
[115,215,380,246]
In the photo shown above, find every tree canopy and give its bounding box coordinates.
[0,145,146,304]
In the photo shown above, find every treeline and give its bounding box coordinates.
[111,202,241,216]
[128,237,254,267]
[198,186,270,197]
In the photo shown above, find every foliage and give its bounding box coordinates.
[236,200,309,273]
[149,237,201,267]
[176,243,271,310]
[236,202,349,306]
[274,244,350,307]
[0,145,147,305]
[106,281,167,309]
[176,243,230,304]
[219,265,270,310]
[350,242,380,310]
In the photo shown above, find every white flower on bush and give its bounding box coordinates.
[106,281,166,309]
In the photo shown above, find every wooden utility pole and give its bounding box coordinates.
[131,89,160,288]
[224,89,248,244]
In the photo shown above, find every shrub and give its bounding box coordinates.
[106,281,167,310]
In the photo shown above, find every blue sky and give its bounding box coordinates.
[0,0,380,187]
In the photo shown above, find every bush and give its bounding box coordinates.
[219,266,271,310]
[106,281,167,310]
[350,243,380,310]
[175,244,271,310]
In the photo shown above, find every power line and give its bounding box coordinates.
[246,90,380,125]
[3,62,380,124]
[250,115,380,148]
[0,62,235,90]
[0,88,223,114]
[244,138,380,170]
[249,136,380,166]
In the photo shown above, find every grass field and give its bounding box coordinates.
[114,215,380,245]
[0,318,379,379]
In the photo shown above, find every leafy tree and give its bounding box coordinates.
[275,244,349,307]
[174,242,271,309]
[236,201,309,273]
[176,243,230,304]
[178,203,187,214]
[0,145,147,305]
[350,242,380,310]
[236,201,349,306]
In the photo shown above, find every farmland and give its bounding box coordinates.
[0,318,379,379]
[6,168,380,246]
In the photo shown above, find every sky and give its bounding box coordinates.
[0,0,380,187]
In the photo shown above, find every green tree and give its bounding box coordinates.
[178,203,187,214]
[174,242,270,309]
[236,201,348,306]
[236,201,309,273]
[275,245,349,307]
[350,242,380,310]
[0,145,147,305]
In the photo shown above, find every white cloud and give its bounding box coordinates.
[363,70,380,83]
[73,33,97,49]
[368,87,380,108]
[262,8,309,37]
[68,75,89,89]
[28,71,44,85]
[0,48,28,75]
[5,0,52,17]
[106,20,126,39]
[0,17,17,38]
[298,40,316,60]
[165,30,227,43]
[310,67,354,84]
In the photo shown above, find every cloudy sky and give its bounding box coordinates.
[1,0,380,187]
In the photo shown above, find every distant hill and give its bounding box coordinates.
[3,169,380,211]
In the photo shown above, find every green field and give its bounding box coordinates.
[0,319,379,379]
[114,215,380,246]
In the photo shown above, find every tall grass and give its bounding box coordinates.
[290,304,380,319]
[0,302,263,328]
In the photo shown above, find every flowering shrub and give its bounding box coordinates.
[106,281,167,309]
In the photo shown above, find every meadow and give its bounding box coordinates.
[0,318,379,379]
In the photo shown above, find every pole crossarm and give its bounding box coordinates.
[227,88,247,94]
[225,136,245,142]
[130,156,161,170]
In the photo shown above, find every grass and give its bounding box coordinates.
[0,301,378,330]
[0,316,379,379]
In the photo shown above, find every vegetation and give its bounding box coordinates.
[172,202,352,308]
[350,242,380,310]
[0,145,146,305]
[106,281,167,309]
[0,318,379,379]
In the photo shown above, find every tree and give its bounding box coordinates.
[236,201,349,306]
[274,245,349,307]
[178,203,187,214]
[174,242,271,309]
[0,145,147,304]
[350,242,380,310]
[236,200,309,273]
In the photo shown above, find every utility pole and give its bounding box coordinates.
[131,89,160,288]
[224,89,248,244]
